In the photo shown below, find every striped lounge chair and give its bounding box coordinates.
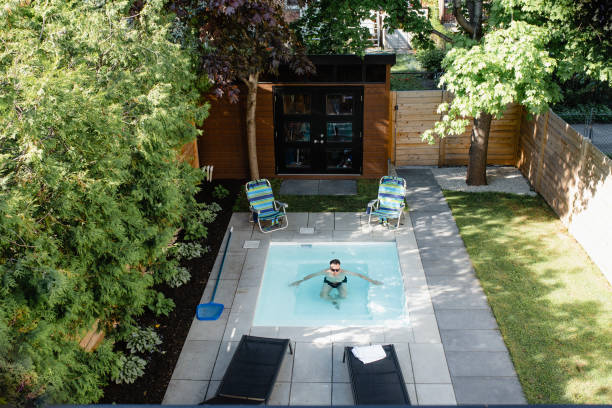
[245,179,289,233]
[366,176,407,229]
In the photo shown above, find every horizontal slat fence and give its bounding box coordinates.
[392,90,521,166]
[517,110,612,283]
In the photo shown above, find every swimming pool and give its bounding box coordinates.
[252,242,406,326]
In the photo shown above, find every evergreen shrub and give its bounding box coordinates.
[0,0,210,404]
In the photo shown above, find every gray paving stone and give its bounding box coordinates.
[308,212,334,230]
[332,230,372,241]
[332,343,350,383]
[230,286,259,311]
[430,289,490,309]
[285,212,309,231]
[278,327,332,343]
[427,274,482,288]
[406,287,435,314]
[319,180,357,195]
[436,309,499,330]
[334,212,362,230]
[228,212,253,231]
[210,251,246,280]
[187,309,229,341]
[332,382,353,405]
[384,323,416,344]
[410,343,451,383]
[407,202,451,212]
[171,340,220,381]
[411,312,441,343]
[415,232,465,247]
[441,330,507,351]
[406,383,418,405]
[446,351,517,377]
[330,326,385,343]
[292,342,332,382]
[268,382,291,405]
[452,377,526,404]
[277,342,296,382]
[290,382,332,405]
[422,258,475,276]
[393,342,415,383]
[280,179,319,195]
[201,279,237,308]
[211,341,240,380]
[418,245,471,265]
[224,229,252,252]
[162,379,208,404]
[416,383,457,405]
[249,325,279,338]
[205,380,220,400]
[297,230,333,241]
[251,229,296,241]
[223,309,253,341]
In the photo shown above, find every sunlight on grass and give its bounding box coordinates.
[390,53,424,72]
[444,191,612,404]
[233,179,381,212]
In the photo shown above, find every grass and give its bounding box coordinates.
[443,191,612,404]
[391,53,425,73]
[233,178,381,212]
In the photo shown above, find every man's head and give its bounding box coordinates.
[330,259,341,275]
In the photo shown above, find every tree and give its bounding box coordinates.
[292,0,440,55]
[295,0,610,185]
[0,0,210,403]
[424,0,611,184]
[188,0,313,180]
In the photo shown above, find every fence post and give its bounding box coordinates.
[535,110,550,192]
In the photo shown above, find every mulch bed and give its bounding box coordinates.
[100,179,245,404]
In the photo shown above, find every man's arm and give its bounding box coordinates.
[289,270,325,286]
[346,270,383,285]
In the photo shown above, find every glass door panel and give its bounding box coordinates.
[275,87,362,174]
[326,122,353,143]
[326,94,354,115]
[284,121,311,142]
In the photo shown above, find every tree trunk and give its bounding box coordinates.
[244,73,260,180]
[466,112,492,186]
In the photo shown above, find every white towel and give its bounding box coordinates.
[351,345,386,364]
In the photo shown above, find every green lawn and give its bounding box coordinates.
[391,53,424,73]
[443,191,612,404]
[233,178,381,212]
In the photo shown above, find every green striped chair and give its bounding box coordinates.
[245,179,289,233]
[366,176,407,229]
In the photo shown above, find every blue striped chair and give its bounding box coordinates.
[245,179,289,233]
[366,176,407,229]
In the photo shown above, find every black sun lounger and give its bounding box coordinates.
[344,344,411,405]
[203,335,292,405]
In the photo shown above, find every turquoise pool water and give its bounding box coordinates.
[252,242,405,326]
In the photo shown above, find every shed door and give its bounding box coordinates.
[274,87,363,174]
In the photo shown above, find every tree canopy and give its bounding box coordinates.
[0,0,209,403]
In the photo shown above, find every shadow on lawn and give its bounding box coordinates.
[444,191,612,404]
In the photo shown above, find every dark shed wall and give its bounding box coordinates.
[199,82,390,179]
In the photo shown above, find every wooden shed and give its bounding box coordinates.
[198,54,396,179]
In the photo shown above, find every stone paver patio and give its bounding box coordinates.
[162,170,527,405]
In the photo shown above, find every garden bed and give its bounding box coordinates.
[100,179,245,404]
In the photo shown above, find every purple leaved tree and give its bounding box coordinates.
[200,0,313,179]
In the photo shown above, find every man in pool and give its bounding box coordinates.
[289,259,383,307]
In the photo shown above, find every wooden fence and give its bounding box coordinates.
[517,110,612,282]
[391,90,521,166]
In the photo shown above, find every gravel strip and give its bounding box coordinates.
[431,166,537,196]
